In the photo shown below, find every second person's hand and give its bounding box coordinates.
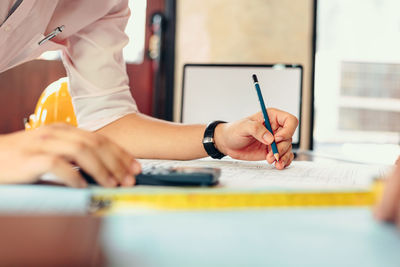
[0,123,141,188]
[374,156,400,228]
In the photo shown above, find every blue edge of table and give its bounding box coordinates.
[0,183,399,267]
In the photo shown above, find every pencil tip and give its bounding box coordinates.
[274,153,280,161]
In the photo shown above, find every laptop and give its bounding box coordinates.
[181,64,303,148]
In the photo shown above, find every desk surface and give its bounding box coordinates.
[101,209,400,267]
[0,185,399,267]
[0,154,399,267]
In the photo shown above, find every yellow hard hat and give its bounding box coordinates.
[25,77,77,130]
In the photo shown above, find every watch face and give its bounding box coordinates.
[203,136,214,143]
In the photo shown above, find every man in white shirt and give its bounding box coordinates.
[0,0,298,187]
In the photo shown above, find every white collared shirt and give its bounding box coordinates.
[0,0,138,130]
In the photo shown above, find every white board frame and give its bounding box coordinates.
[181,64,303,148]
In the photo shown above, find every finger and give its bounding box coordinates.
[267,109,298,143]
[243,120,274,145]
[92,134,140,186]
[267,140,292,166]
[249,111,265,123]
[265,145,275,164]
[32,138,117,187]
[285,151,295,167]
[37,155,87,188]
[85,134,137,186]
[275,151,294,170]
[90,132,139,174]
[39,125,135,185]
[276,139,293,157]
[58,126,141,186]
[375,164,400,221]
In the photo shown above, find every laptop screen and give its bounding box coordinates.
[181,64,302,147]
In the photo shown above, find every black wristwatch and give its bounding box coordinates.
[202,120,227,159]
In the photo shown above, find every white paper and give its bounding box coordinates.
[138,158,390,191]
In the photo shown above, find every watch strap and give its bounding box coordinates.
[202,120,227,159]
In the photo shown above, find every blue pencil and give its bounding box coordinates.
[252,74,279,161]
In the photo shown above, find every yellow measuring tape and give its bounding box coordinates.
[89,180,384,214]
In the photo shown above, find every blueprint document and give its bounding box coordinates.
[138,158,390,191]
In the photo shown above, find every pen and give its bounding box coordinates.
[38,25,65,46]
[252,74,279,161]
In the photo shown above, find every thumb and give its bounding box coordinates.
[244,120,274,145]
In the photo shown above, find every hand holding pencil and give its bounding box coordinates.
[211,100,298,169]
[212,109,298,169]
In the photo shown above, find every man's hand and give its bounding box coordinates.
[214,108,298,170]
[375,156,400,227]
[0,124,141,188]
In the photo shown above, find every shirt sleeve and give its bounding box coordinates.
[61,0,138,131]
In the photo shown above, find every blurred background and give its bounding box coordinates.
[314,0,400,164]
[0,0,399,163]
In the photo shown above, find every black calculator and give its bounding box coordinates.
[80,166,220,187]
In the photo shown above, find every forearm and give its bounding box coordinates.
[96,113,208,160]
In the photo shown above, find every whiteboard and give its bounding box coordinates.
[181,64,302,146]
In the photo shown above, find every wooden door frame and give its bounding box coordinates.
[162,0,176,121]
[126,0,176,121]
[310,0,317,150]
